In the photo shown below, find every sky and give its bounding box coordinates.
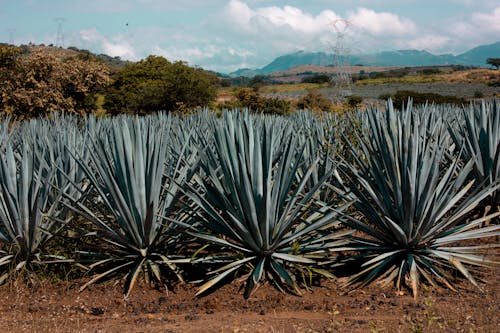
[1,0,499,73]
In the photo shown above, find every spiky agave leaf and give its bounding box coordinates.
[0,139,61,283]
[337,101,500,298]
[62,115,195,297]
[448,100,500,205]
[184,111,350,298]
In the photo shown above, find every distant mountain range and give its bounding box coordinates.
[230,41,500,77]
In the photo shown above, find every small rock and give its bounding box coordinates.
[89,307,105,316]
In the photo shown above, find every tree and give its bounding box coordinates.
[486,58,500,69]
[0,45,110,119]
[103,55,218,114]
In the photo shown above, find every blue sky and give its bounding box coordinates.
[1,0,499,72]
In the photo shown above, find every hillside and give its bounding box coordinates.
[230,41,500,77]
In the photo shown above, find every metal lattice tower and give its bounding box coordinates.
[55,17,65,47]
[330,19,352,100]
[7,28,16,45]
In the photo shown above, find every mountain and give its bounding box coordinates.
[230,41,500,77]
[456,41,500,64]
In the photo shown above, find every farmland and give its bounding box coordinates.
[0,100,499,332]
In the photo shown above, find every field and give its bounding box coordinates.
[0,99,499,332]
[0,263,498,332]
[245,66,500,101]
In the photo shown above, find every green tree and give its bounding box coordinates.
[104,55,218,114]
[486,58,500,69]
[0,46,110,119]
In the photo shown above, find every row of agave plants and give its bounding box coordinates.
[0,100,498,299]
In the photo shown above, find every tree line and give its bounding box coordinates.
[0,44,218,118]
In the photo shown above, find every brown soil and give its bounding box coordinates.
[0,265,498,333]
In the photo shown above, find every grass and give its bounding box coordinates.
[260,83,327,93]
[356,69,500,86]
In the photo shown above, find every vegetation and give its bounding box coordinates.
[301,74,331,84]
[221,87,292,115]
[379,90,466,109]
[296,91,333,112]
[486,58,500,69]
[0,45,110,118]
[104,56,218,115]
[448,101,500,205]
[0,100,498,299]
[335,102,499,298]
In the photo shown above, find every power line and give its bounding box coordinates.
[54,17,65,47]
[7,28,16,45]
[330,19,353,101]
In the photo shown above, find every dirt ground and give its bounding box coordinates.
[0,263,498,333]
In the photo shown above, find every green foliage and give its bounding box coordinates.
[420,68,441,75]
[369,68,410,79]
[380,90,467,109]
[486,58,500,69]
[104,56,217,114]
[301,74,331,84]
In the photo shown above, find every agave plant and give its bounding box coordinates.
[0,117,13,149]
[448,100,500,205]
[0,141,61,284]
[184,111,349,298]
[336,101,500,298]
[62,116,195,297]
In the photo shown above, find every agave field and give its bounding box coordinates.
[0,100,499,305]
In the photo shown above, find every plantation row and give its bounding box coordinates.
[0,100,498,299]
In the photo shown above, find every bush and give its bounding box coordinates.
[369,68,410,79]
[380,90,467,109]
[346,95,363,109]
[0,46,110,118]
[104,56,217,115]
[296,91,333,112]
[301,74,331,84]
[229,87,292,115]
[420,68,441,75]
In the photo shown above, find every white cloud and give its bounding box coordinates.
[348,8,416,36]
[65,2,500,72]
[444,6,500,51]
[225,0,340,35]
[78,28,138,60]
[471,6,500,33]
[404,35,452,52]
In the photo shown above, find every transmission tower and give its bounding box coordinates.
[7,28,16,45]
[330,19,352,100]
[55,17,65,47]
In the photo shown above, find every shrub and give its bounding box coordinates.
[231,88,292,115]
[296,91,333,112]
[301,74,331,84]
[381,90,467,109]
[0,46,110,119]
[104,56,217,115]
[346,95,363,109]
